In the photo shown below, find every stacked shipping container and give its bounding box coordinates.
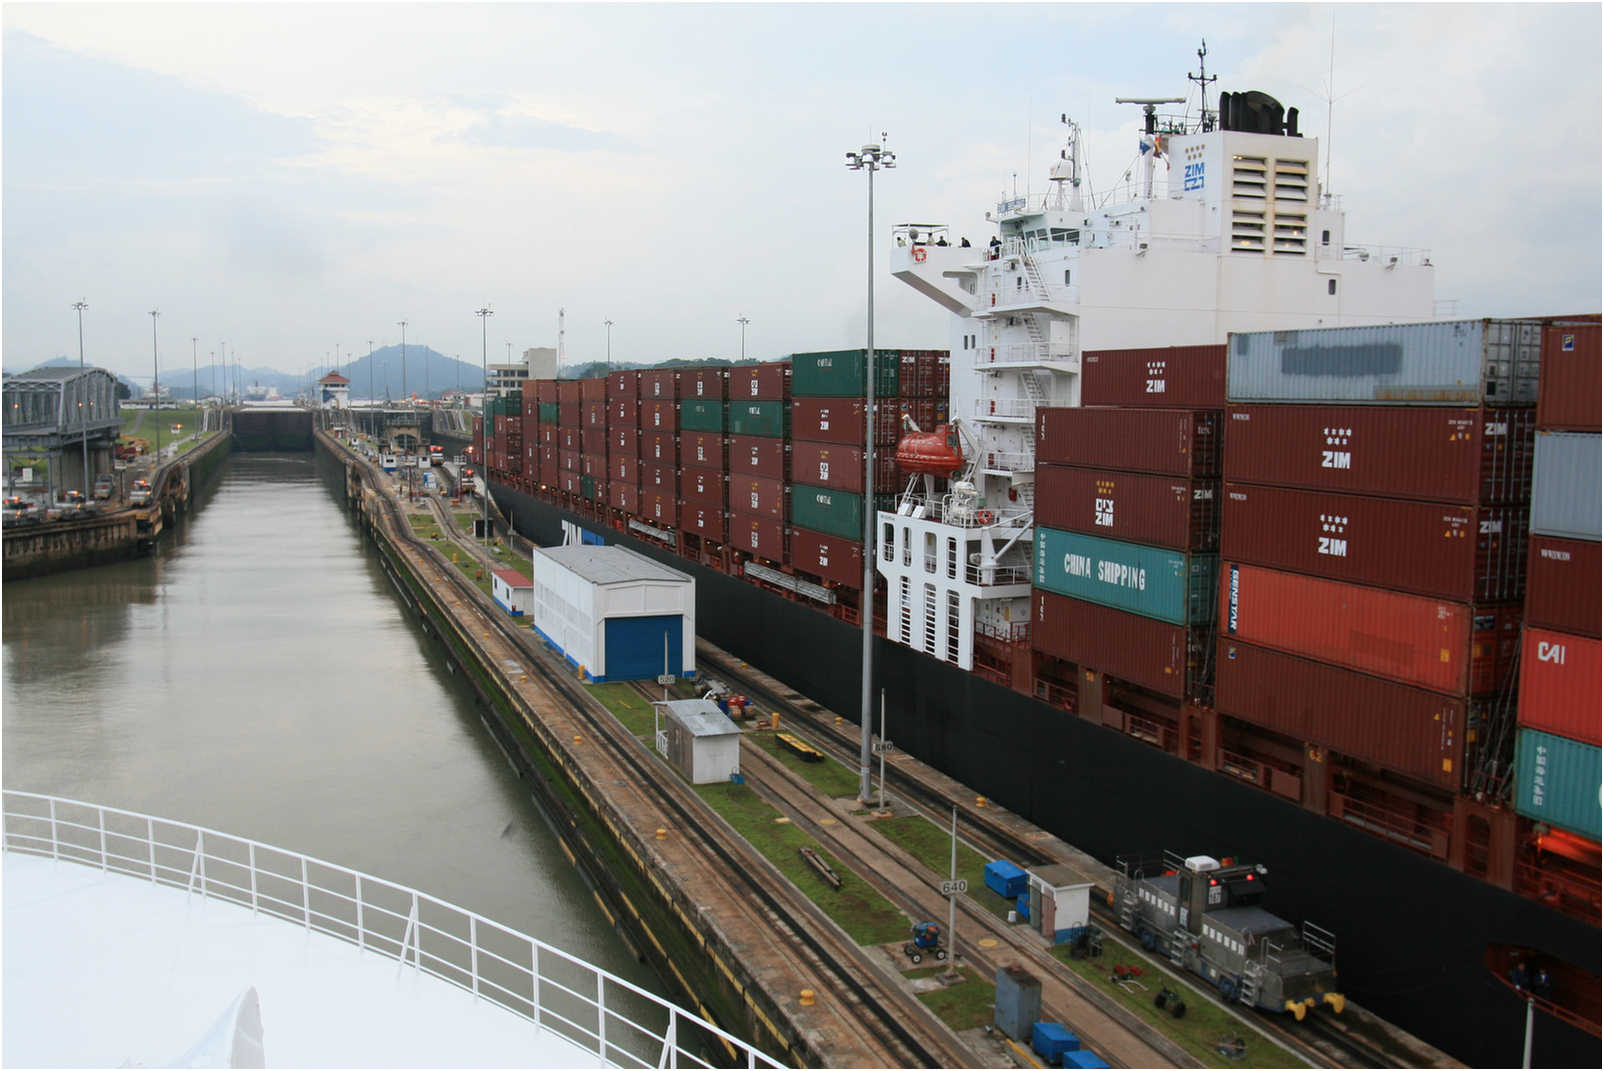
[723,363,790,560]
[1514,323,1602,841]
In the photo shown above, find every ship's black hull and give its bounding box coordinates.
[493,481,1599,1067]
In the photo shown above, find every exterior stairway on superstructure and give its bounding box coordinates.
[1117,888,1137,931]
[1168,927,1189,967]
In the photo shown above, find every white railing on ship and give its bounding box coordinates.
[0,791,781,1070]
[974,344,1077,369]
[981,451,1036,474]
[1341,243,1430,267]
[973,398,1037,421]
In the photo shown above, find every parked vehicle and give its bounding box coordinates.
[128,479,153,506]
[93,475,115,500]
[2,497,39,526]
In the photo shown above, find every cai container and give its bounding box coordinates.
[1034,466,1218,551]
[1082,344,1227,409]
[640,399,678,432]
[1516,628,1600,746]
[1524,536,1601,637]
[1031,589,1211,700]
[789,528,865,588]
[681,367,727,400]
[790,484,863,541]
[1530,432,1601,541]
[727,435,788,480]
[679,431,725,469]
[639,430,677,463]
[1222,405,1533,504]
[727,475,786,520]
[1226,319,1543,405]
[1537,323,1602,431]
[607,369,640,400]
[1220,483,1528,602]
[679,467,725,509]
[638,370,679,400]
[1034,527,1216,626]
[730,512,787,562]
[729,362,791,401]
[682,505,725,541]
[1035,408,1221,477]
[1217,639,1467,790]
[1513,729,1602,840]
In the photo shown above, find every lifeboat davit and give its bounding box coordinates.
[895,424,965,476]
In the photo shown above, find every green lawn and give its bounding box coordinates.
[874,815,1015,920]
[585,682,658,737]
[905,965,996,1032]
[749,732,862,798]
[1049,946,1297,1068]
[121,407,204,441]
[694,781,907,946]
[408,515,444,541]
[453,512,479,533]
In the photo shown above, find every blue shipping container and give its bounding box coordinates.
[985,859,1028,899]
[1034,527,1218,625]
[1514,729,1602,840]
[1032,1022,1076,1064]
[1062,1051,1109,1069]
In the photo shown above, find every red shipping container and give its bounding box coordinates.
[1526,536,1601,638]
[540,444,557,471]
[557,380,580,405]
[1036,408,1221,477]
[680,431,726,469]
[1036,466,1218,551]
[640,490,678,526]
[1221,562,1515,696]
[583,401,606,428]
[639,370,679,400]
[730,512,787,562]
[1537,323,1601,431]
[935,353,950,397]
[727,435,788,480]
[580,377,606,402]
[682,506,726,541]
[522,412,538,445]
[610,397,640,427]
[790,399,898,447]
[639,430,677,463]
[540,425,557,445]
[728,475,786,519]
[730,363,791,401]
[560,427,579,451]
[640,399,678,431]
[1216,639,1467,789]
[558,402,580,427]
[559,469,581,496]
[641,462,674,492]
[494,415,509,435]
[680,467,725,509]
[523,394,537,419]
[682,368,727,400]
[612,455,639,486]
[1221,483,1527,602]
[790,528,865,588]
[607,369,640,401]
[1517,628,1601,745]
[792,440,868,493]
[876,452,901,494]
[610,481,639,515]
[581,452,605,478]
[1082,344,1227,409]
[590,477,608,502]
[1032,589,1211,699]
[1223,405,1534,504]
[898,353,923,398]
[610,426,639,458]
[536,380,558,404]
[559,449,580,472]
[580,428,606,455]
[905,398,937,431]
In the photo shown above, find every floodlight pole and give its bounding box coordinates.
[73,301,89,495]
[149,310,161,460]
[476,305,494,545]
[737,316,750,361]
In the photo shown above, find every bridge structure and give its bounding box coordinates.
[339,404,475,455]
[2,366,123,496]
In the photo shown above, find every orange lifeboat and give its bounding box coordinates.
[894,424,965,476]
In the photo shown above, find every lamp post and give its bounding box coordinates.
[191,337,199,419]
[397,320,408,405]
[605,319,614,371]
[367,339,375,410]
[150,310,162,461]
[72,301,89,495]
[476,305,494,545]
[844,134,894,802]
[737,316,750,361]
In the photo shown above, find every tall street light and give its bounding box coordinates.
[191,337,199,417]
[150,309,162,461]
[605,318,614,371]
[397,320,408,404]
[476,305,494,545]
[367,339,375,410]
[845,133,894,803]
[72,301,89,495]
[737,315,751,361]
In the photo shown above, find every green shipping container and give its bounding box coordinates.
[580,475,597,501]
[538,402,559,424]
[791,349,900,398]
[727,400,790,438]
[1514,729,1602,840]
[1033,527,1218,625]
[679,399,726,433]
[792,484,863,541]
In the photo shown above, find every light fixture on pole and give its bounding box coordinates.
[476,305,494,545]
[191,337,199,416]
[150,310,162,460]
[844,132,894,803]
[604,319,614,372]
[367,339,375,409]
[72,301,89,496]
[397,320,408,404]
[737,316,750,361]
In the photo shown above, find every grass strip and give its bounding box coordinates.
[586,682,659,737]
[749,732,862,798]
[874,815,1016,921]
[904,965,996,1032]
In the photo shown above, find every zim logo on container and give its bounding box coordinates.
[1321,427,1352,469]
[1145,360,1167,394]
[1318,514,1349,557]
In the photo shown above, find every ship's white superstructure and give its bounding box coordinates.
[881,69,1436,672]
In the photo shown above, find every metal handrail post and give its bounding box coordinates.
[49,798,58,861]
[98,807,107,872]
[356,875,364,952]
[249,843,258,914]
[301,857,310,930]
[470,916,480,1001]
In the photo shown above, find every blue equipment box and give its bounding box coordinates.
[1032,1022,1076,1063]
[984,859,1027,899]
[1061,1051,1109,1069]
[1015,892,1030,922]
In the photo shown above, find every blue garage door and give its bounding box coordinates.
[603,615,683,681]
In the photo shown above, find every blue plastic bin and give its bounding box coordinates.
[985,859,1028,899]
[1032,1022,1075,1064]
[1061,1050,1109,1069]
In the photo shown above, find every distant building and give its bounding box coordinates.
[318,372,351,410]
[486,346,555,399]
[524,347,557,379]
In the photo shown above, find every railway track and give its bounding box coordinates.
[358,464,972,1067]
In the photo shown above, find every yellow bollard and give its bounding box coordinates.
[573,734,582,745]
[772,712,781,730]
[655,827,668,841]
[834,716,843,725]
[976,796,988,808]
[799,989,815,1007]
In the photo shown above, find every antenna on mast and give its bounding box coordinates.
[558,307,566,372]
[1188,38,1217,132]
[1114,95,1184,200]
[1324,15,1336,198]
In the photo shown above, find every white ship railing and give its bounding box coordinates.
[981,450,1036,473]
[1,791,781,1070]
[975,343,1078,369]
[973,398,1037,421]
[976,619,1030,643]
[1341,243,1430,267]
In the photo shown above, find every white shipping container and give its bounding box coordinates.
[1531,431,1602,542]
[1227,319,1542,405]
[529,544,695,682]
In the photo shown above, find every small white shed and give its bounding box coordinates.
[1025,863,1095,943]
[529,545,695,683]
[491,568,533,616]
[657,699,742,784]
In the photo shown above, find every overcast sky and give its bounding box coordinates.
[3,2,1599,387]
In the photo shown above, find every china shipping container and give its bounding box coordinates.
[1530,432,1602,541]
[791,349,900,398]
[728,475,786,520]
[610,426,639,459]
[535,380,558,404]
[640,490,678,526]
[639,430,677,463]
[682,505,725,542]
[581,427,606,455]
[680,431,726,469]
[1216,639,1468,790]
[610,481,639,515]
[1221,562,1517,696]
[1220,483,1528,602]
[1222,405,1533,504]
[790,529,865,588]
[1082,344,1227,409]
[639,370,679,400]
[612,455,639,487]
[607,369,640,400]
[790,398,899,447]
[1032,589,1211,700]
[730,513,787,562]
[1536,323,1602,431]
[610,397,640,426]
[1035,408,1221,477]
[729,362,792,401]
[1034,528,1217,626]
[727,400,790,439]
[557,380,581,405]
[1516,628,1601,746]
[1513,729,1602,840]
[640,399,678,432]
[682,367,727,400]
[679,399,726,433]
[727,435,788,480]
[791,484,864,541]
[1034,466,1218,551]
[1524,536,1601,637]
[641,462,673,491]
[1227,319,1543,406]
[680,468,725,509]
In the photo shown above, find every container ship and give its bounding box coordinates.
[478,62,1601,1065]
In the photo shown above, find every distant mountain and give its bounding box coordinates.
[338,346,484,401]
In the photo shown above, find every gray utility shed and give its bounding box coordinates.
[657,699,741,785]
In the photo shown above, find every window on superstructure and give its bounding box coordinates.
[924,531,937,573]
[902,527,912,567]
[1321,229,1331,246]
[947,537,958,580]
[883,521,895,561]
[1328,279,1337,295]
[1064,270,1072,285]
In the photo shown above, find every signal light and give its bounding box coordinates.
[1209,878,1218,886]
